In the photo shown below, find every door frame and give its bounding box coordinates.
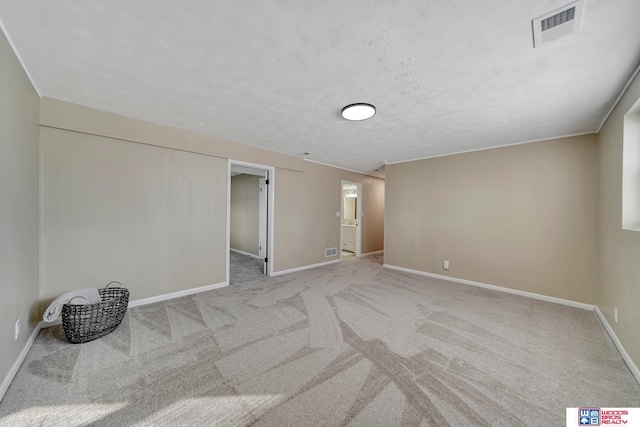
[258,178,267,260]
[227,159,275,282]
[340,180,362,258]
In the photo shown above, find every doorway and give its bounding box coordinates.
[340,180,362,259]
[227,160,275,284]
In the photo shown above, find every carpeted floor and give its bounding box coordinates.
[1,254,639,426]
[230,251,265,285]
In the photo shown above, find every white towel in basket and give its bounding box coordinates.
[43,288,101,322]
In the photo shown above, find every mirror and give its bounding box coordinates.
[343,188,357,224]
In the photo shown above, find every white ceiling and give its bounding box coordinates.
[1,1,639,175]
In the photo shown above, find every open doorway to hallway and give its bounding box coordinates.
[340,180,362,259]
[227,160,275,285]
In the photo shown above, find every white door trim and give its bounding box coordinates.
[227,160,275,282]
[258,178,267,259]
[355,182,362,257]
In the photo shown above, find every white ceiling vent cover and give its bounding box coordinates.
[532,0,585,47]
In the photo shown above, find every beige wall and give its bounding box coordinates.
[40,98,304,172]
[38,101,385,296]
[385,135,598,304]
[41,127,228,304]
[274,161,385,272]
[597,69,640,370]
[0,30,40,395]
[230,174,261,255]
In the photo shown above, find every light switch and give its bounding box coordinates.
[336,211,341,217]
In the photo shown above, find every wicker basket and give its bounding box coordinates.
[61,281,129,344]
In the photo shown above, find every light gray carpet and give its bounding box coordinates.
[230,251,264,285]
[1,255,639,426]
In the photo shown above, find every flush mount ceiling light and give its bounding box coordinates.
[341,103,376,121]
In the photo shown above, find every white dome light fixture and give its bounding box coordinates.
[341,103,376,121]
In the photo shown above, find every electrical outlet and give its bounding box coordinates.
[15,319,20,340]
[614,308,618,324]
[443,260,450,270]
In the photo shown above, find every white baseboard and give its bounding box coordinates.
[382,264,595,311]
[128,282,228,308]
[230,248,261,259]
[360,250,384,257]
[594,306,640,385]
[271,259,341,277]
[1,321,42,403]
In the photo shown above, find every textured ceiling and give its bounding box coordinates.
[1,1,640,175]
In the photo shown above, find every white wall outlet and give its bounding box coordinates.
[336,211,341,218]
[15,319,20,340]
[614,308,618,323]
[443,260,450,270]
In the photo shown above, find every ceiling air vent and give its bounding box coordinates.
[532,0,584,47]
